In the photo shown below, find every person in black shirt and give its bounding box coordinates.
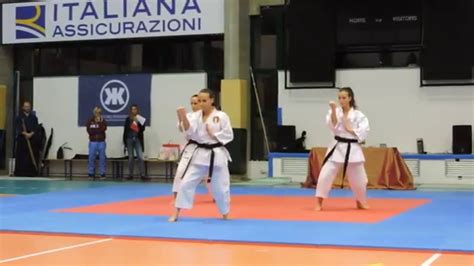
[123,104,149,181]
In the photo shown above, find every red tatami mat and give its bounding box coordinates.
[57,195,430,223]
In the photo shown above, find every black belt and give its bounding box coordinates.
[321,136,358,188]
[179,140,223,180]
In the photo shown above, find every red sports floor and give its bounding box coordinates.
[57,195,431,223]
[0,232,472,265]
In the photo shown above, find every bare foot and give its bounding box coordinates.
[314,203,322,211]
[169,209,180,222]
[356,201,370,210]
[222,213,229,220]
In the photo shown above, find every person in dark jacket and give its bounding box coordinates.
[123,104,148,181]
[86,107,107,180]
[14,101,40,177]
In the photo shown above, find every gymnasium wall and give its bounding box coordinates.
[33,73,207,159]
[279,68,474,153]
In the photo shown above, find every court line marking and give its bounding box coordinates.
[421,253,442,266]
[0,238,113,264]
[1,231,472,255]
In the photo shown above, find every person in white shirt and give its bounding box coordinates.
[315,87,370,211]
[169,89,234,222]
[172,94,212,201]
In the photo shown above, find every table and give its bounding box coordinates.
[302,147,415,190]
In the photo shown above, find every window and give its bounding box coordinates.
[14,47,38,78]
[14,35,223,77]
[251,6,284,70]
[207,41,224,71]
[142,39,207,72]
[120,44,144,73]
[39,47,78,76]
[79,45,121,75]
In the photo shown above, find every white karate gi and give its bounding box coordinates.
[315,107,370,204]
[175,109,233,215]
[172,112,198,193]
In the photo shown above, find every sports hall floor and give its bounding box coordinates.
[0,178,472,265]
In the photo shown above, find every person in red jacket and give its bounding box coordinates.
[86,107,107,180]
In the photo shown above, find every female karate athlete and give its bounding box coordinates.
[169,89,233,222]
[172,94,212,201]
[315,87,370,211]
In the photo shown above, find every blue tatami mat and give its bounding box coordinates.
[0,181,473,252]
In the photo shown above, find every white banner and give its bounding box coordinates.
[2,0,224,44]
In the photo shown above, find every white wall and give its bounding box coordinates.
[33,73,207,159]
[279,68,474,153]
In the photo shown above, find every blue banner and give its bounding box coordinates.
[78,74,151,127]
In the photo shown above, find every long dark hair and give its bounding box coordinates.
[339,87,357,109]
[199,88,216,106]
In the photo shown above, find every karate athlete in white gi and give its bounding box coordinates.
[171,94,212,201]
[315,87,370,211]
[169,89,234,222]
